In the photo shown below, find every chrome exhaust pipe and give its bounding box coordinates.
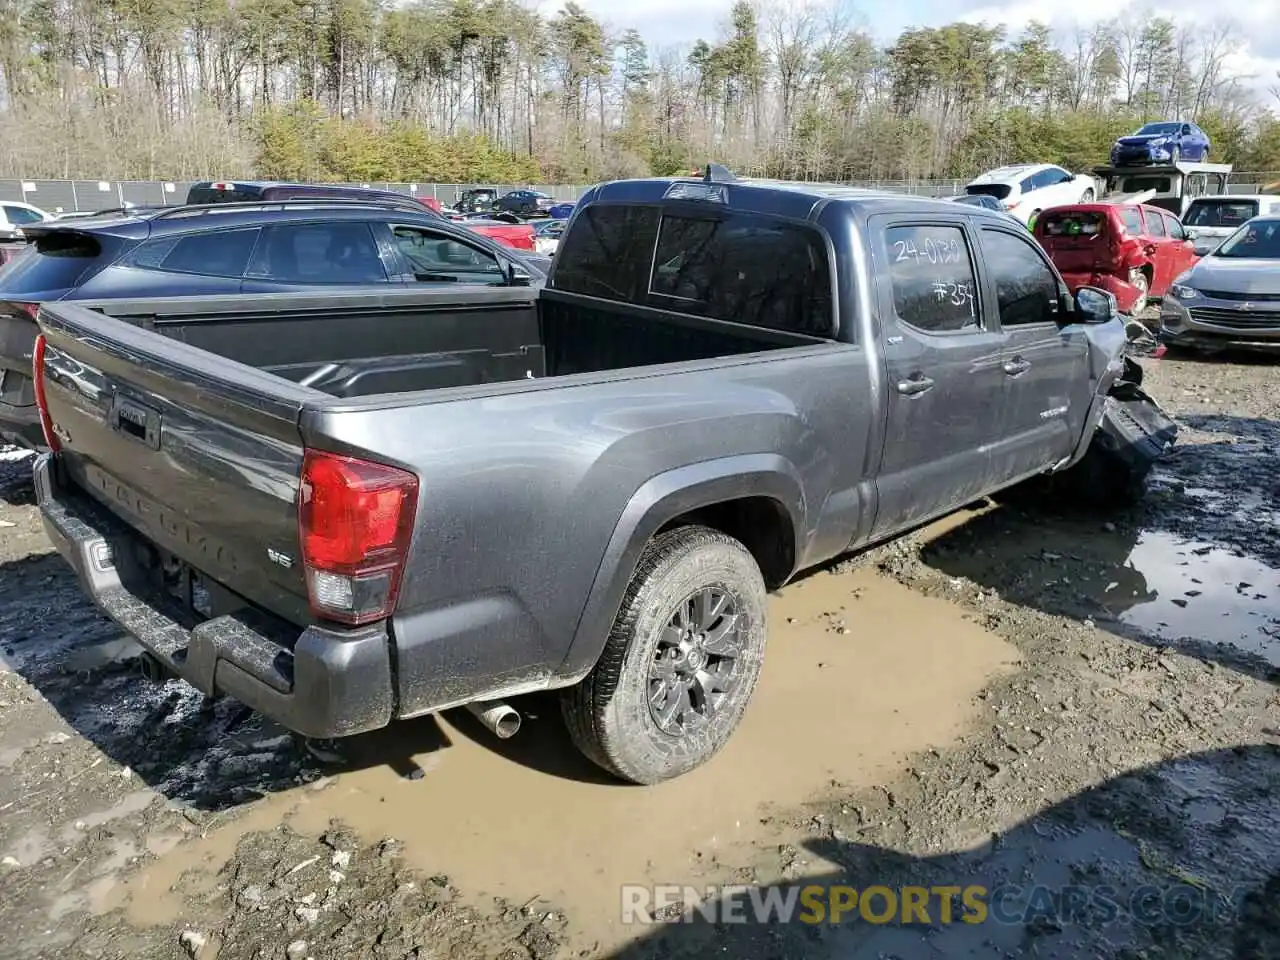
[465,699,521,739]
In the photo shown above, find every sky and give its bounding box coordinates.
[546,0,1280,103]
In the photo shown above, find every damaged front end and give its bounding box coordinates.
[1049,322,1179,506]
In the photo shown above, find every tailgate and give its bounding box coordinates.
[36,301,324,624]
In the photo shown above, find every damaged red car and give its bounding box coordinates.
[1033,203,1199,314]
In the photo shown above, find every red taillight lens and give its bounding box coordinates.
[15,302,38,320]
[32,332,61,452]
[298,450,418,626]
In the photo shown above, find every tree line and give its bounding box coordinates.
[0,0,1277,185]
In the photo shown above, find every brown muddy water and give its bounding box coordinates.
[98,568,1019,950]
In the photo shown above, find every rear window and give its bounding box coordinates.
[0,232,114,295]
[965,184,1012,201]
[1040,212,1105,238]
[1184,200,1259,228]
[648,213,833,335]
[186,184,264,204]
[553,205,662,303]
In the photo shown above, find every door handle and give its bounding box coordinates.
[896,374,935,396]
[1003,356,1031,377]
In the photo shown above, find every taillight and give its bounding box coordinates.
[298,449,418,626]
[14,302,38,320]
[32,332,61,452]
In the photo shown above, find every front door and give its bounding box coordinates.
[975,225,1093,482]
[868,217,1010,541]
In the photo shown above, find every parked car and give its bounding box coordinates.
[0,241,26,268]
[0,199,549,449]
[28,173,1173,786]
[455,188,498,214]
[0,201,54,240]
[186,181,532,251]
[498,189,556,217]
[1034,203,1199,315]
[963,164,1096,225]
[1110,121,1210,166]
[945,193,1025,224]
[533,218,567,255]
[1181,194,1280,255]
[1159,214,1280,352]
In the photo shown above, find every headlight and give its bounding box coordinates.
[1169,283,1198,300]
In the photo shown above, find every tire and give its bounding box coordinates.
[1170,145,1181,164]
[1201,147,1209,162]
[1080,188,1095,202]
[561,525,768,785]
[1128,268,1150,315]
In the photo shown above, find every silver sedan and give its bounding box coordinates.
[1159,214,1280,352]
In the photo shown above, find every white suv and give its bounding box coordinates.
[1182,194,1280,255]
[0,201,53,240]
[964,164,1096,225]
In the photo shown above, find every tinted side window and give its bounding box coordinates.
[648,212,833,335]
[1119,208,1144,235]
[885,225,979,333]
[124,228,260,277]
[1019,173,1039,193]
[1163,215,1185,240]
[554,205,661,303]
[981,229,1060,327]
[246,222,386,284]
[391,225,504,283]
[3,205,44,224]
[1143,210,1166,237]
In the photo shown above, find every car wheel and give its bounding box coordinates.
[561,525,768,785]
[1128,269,1150,315]
[1170,145,1181,164]
[1201,147,1210,162]
[1080,188,1095,202]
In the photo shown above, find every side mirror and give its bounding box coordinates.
[1184,227,1198,240]
[1074,286,1116,324]
[507,261,533,286]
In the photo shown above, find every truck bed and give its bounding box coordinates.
[81,286,817,399]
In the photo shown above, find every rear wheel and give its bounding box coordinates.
[1080,188,1095,202]
[1128,268,1150,315]
[561,525,768,785]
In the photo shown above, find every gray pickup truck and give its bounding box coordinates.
[30,173,1174,784]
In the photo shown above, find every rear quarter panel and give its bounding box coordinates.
[305,344,880,716]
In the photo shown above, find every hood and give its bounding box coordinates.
[1187,258,1280,295]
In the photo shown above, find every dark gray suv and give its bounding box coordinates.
[0,199,550,448]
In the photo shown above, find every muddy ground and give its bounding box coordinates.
[1,349,1278,960]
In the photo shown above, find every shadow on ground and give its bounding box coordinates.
[0,548,619,812]
[608,743,1280,959]
[916,413,1280,677]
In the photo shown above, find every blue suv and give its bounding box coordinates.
[0,198,550,449]
[1111,121,1211,166]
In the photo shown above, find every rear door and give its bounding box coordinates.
[976,224,1091,481]
[868,216,1010,539]
[240,220,395,292]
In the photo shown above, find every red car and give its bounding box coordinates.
[1034,203,1199,314]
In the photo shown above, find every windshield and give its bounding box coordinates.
[1184,199,1258,228]
[1212,219,1280,259]
[1136,123,1180,136]
[965,183,1011,200]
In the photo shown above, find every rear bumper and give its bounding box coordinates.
[34,453,394,739]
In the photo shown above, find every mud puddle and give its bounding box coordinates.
[1097,531,1280,666]
[100,568,1018,951]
